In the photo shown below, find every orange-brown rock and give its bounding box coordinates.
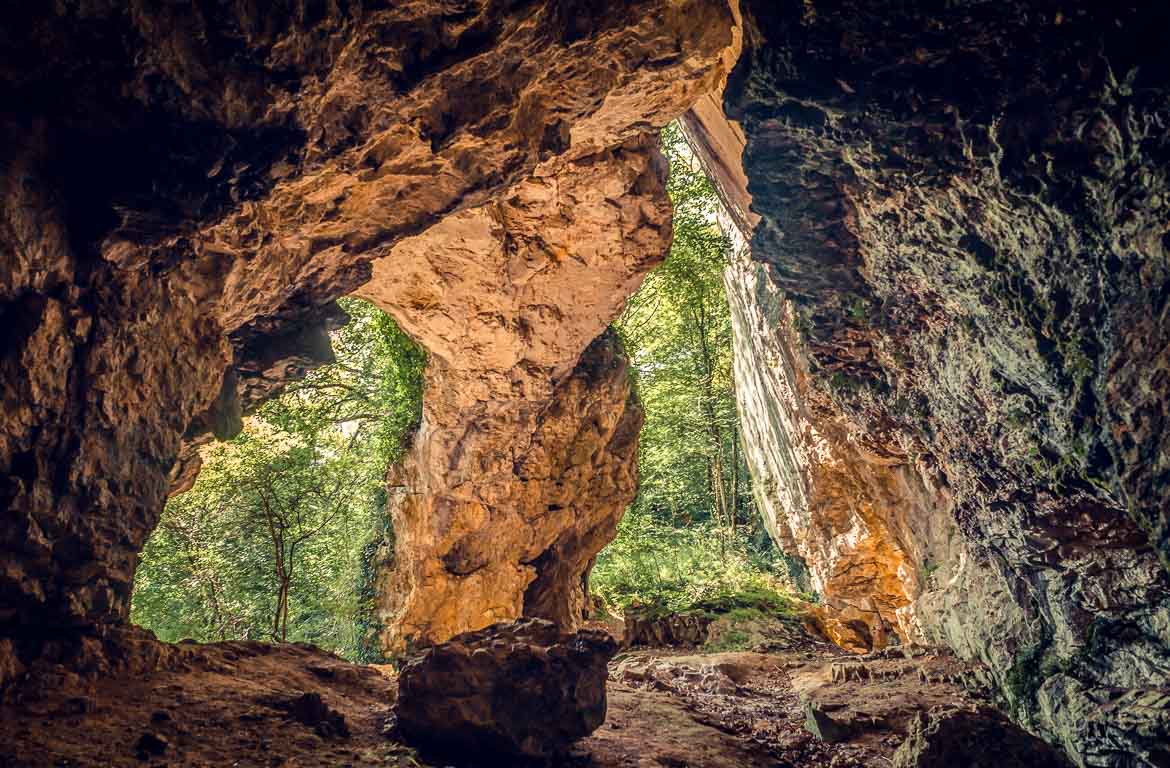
[355,138,672,650]
[682,62,935,657]
[0,0,736,646]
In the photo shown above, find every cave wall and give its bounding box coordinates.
[716,0,1170,763]
[0,0,736,664]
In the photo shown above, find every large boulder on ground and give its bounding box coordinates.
[893,705,1071,768]
[396,618,617,760]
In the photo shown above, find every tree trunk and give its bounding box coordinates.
[730,423,739,537]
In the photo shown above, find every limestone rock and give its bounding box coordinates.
[395,618,617,760]
[0,0,737,648]
[688,89,927,656]
[623,609,713,648]
[358,139,666,652]
[688,0,1170,761]
[802,698,859,744]
[613,656,739,696]
[892,706,1071,768]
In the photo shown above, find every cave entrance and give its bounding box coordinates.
[588,123,812,647]
[130,299,425,662]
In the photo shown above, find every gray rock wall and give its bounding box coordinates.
[701,1,1170,763]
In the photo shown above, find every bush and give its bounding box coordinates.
[590,509,802,619]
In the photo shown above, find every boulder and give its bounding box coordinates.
[623,608,712,648]
[396,618,617,760]
[893,705,1071,768]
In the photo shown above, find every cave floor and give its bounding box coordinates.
[0,634,979,767]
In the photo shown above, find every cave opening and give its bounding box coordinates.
[129,122,813,664]
[590,122,814,645]
[4,1,1169,764]
[132,298,425,663]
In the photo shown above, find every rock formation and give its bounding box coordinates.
[356,140,666,651]
[4,0,1170,764]
[623,608,714,648]
[687,0,1170,763]
[892,705,1072,768]
[0,0,737,656]
[395,618,617,759]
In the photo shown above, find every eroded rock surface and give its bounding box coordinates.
[623,608,713,648]
[396,618,617,760]
[0,629,398,767]
[710,0,1170,763]
[893,705,1071,768]
[357,140,667,651]
[0,0,737,657]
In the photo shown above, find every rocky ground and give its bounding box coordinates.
[576,646,986,767]
[0,636,400,767]
[0,619,1030,768]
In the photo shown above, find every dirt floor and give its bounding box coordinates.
[0,627,985,768]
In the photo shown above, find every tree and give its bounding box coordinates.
[131,298,425,659]
[615,123,748,534]
[594,123,798,615]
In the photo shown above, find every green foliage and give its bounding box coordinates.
[691,587,802,618]
[595,122,802,628]
[131,298,424,661]
[614,122,754,533]
[590,507,798,618]
[703,627,752,653]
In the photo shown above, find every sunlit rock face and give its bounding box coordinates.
[0,0,736,652]
[356,141,670,651]
[723,244,946,653]
[719,0,1170,763]
[685,76,934,656]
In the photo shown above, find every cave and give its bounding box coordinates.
[2,1,1169,766]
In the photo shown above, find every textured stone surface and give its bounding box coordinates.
[0,629,399,767]
[893,705,1071,768]
[357,140,665,651]
[371,328,645,652]
[717,0,1170,763]
[791,648,986,753]
[0,0,736,648]
[724,241,939,652]
[396,618,617,759]
[623,609,713,648]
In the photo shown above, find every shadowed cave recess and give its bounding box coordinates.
[1,1,1169,766]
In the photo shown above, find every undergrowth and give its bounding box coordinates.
[590,510,809,621]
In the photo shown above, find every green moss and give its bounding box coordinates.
[691,586,802,619]
[1005,641,1047,713]
[847,297,868,323]
[1004,625,1061,717]
[703,628,752,652]
[353,491,393,664]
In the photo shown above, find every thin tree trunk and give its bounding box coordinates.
[693,305,729,534]
[730,423,739,538]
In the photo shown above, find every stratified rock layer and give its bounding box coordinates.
[396,618,617,759]
[0,0,736,652]
[719,0,1170,763]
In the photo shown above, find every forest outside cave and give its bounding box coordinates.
[131,299,426,661]
[129,124,809,662]
[7,3,1167,765]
